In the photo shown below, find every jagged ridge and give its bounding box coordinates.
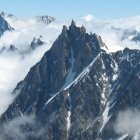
[0,21,140,140]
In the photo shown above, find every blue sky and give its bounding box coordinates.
[0,0,140,19]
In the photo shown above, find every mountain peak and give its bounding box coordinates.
[71,19,76,26]
[81,25,86,33]
[8,45,18,52]
[0,15,14,36]
[36,15,55,25]
[0,21,119,140]
[30,35,46,50]
[69,20,77,31]
[62,25,67,32]
[0,11,15,19]
[0,11,5,17]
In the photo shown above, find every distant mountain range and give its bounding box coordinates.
[0,11,55,37]
[0,11,55,25]
[36,15,55,24]
[0,11,54,55]
[112,26,140,43]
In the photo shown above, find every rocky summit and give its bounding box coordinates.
[0,14,13,36]
[0,21,140,140]
[30,35,46,50]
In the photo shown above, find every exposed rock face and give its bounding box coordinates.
[8,45,18,52]
[0,11,15,19]
[30,35,46,50]
[0,21,140,140]
[101,48,140,140]
[0,15,13,36]
[0,45,19,54]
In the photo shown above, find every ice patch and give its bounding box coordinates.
[101,74,108,105]
[100,102,111,133]
[61,48,75,90]
[113,74,118,81]
[113,60,119,81]
[45,92,59,105]
[101,86,106,105]
[116,134,128,140]
[66,93,71,137]
[67,111,71,130]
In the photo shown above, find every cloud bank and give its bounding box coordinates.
[0,115,40,140]
[79,15,140,52]
[115,109,140,137]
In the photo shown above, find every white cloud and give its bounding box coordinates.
[115,109,140,136]
[82,14,94,22]
[0,115,36,140]
[78,15,140,52]
[0,18,64,51]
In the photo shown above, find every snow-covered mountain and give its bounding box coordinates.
[0,11,55,52]
[0,21,140,140]
[1,11,140,140]
[0,11,55,28]
[0,11,56,54]
[36,15,55,24]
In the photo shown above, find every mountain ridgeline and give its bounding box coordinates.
[0,21,140,140]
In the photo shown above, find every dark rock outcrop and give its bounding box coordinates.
[8,45,18,52]
[30,35,46,50]
[0,15,13,36]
